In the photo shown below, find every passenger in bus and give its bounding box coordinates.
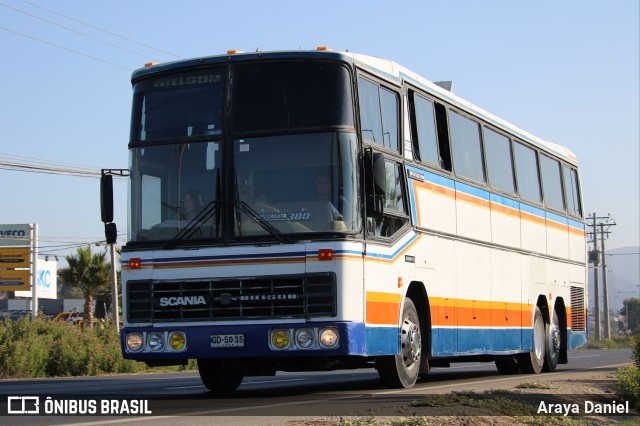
[177,190,205,221]
[313,174,346,231]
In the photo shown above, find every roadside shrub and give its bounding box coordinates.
[614,331,640,412]
[0,315,147,378]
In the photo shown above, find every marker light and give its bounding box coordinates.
[147,332,165,352]
[126,332,143,352]
[227,49,244,54]
[168,331,187,352]
[295,329,315,349]
[316,46,331,51]
[271,330,290,350]
[319,327,339,348]
[129,258,142,269]
[318,249,333,261]
[144,62,158,67]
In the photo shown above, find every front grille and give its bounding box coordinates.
[126,273,336,323]
[570,286,586,331]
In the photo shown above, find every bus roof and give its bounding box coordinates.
[133,49,578,166]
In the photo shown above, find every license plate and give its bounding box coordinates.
[211,334,244,348]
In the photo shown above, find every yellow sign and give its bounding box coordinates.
[0,269,31,291]
[0,248,31,268]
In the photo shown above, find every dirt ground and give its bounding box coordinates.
[280,370,639,426]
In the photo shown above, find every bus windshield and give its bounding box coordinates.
[234,132,360,238]
[127,60,360,244]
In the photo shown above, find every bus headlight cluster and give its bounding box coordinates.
[269,327,339,350]
[125,331,187,353]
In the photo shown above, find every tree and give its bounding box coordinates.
[59,246,111,329]
[620,298,640,334]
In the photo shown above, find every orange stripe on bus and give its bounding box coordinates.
[366,292,401,325]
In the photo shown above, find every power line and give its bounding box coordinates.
[19,0,183,60]
[1,2,158,61]
[0,25,132,70]
[0,152,127,179]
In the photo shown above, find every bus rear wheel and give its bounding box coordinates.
[376,298,421,388]
[543,308,561,371]
[197,359,244,393]
[518,306,545,374]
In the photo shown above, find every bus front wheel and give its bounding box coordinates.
[518,306,545,374]
[197,359,244,393]
[376,298,421,388]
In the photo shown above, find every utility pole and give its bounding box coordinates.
[586,213,616,341]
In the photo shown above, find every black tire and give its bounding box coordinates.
[376,298,422,388]
[197,359,244,393]
[518,306,545,374]
[495,355,520,375]
[543,308,561,371]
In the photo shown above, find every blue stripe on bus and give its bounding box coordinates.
[455,181,490,201]
[365,232,419,261]
[490,193,520,210]
[520,202,546,218]
[546,211,569,226]
[365,326,399,355]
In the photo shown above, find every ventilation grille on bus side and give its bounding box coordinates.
[126,273,336,323]
[570,286,586,331]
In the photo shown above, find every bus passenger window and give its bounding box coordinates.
[449,110,485,183]
[514,142,542,204]
[411,93,441,167]
[540,155,565,211]
[484,127,515,194]
[563,165,582,217]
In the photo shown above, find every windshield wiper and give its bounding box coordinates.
[165,200,218,249]
[235,199,293,244]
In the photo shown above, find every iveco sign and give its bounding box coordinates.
[0,224,30,246]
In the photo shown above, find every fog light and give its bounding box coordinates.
[126,332,143,352]
[147,332,165,352]
[319,327,339,348]
[295,328,315,349]
[168,331,187,352]
[271,329,290,350]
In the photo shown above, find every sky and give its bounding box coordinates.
[0,0,638,266]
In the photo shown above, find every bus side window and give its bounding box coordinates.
[358,77,400,153]
[563,165,583,217]
[449,110,486,183]
[514,142,542,204]
[410,92,441,167]
[540,154,565,212]
[367,160,409,238]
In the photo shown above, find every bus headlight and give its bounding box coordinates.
[168,331,187,352]
[295,328,315,349]
[319,327,339,348]
[126,332,144,352]
[147,332,165,352]
[270,329,290,350]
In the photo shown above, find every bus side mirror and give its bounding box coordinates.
[101,174,114,224]
[364,150,386,218]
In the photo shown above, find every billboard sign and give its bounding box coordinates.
[0,247,31,268]
[0,269,30,291]
[0,224,30,247]
[15,260,57,299]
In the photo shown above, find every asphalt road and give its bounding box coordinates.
[0,348,633,425]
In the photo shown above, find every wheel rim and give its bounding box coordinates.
[549,320,561,355]
[401,316,421,369]
[534,314,545,360]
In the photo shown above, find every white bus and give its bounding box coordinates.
[108,48,587,392]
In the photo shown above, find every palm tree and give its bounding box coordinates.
[59,246,111,329]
